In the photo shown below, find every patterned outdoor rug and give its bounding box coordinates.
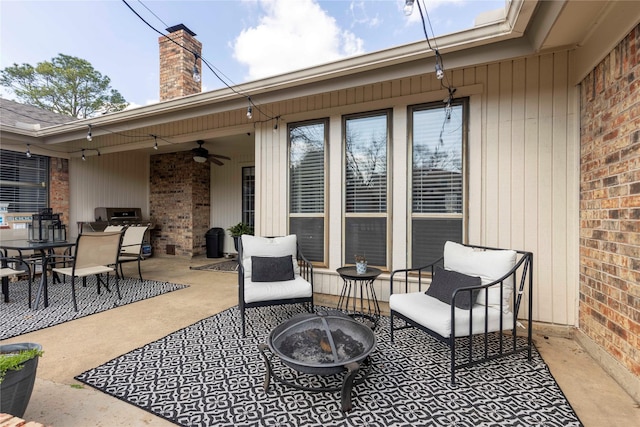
[1,277,188,340]
[189,260,238,272]
[75,305,582,427]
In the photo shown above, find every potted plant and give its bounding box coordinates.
[1,343,43,417]
[227,222,254,251]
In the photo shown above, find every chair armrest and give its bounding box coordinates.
[390,256,443,295]
[296,250,314,285]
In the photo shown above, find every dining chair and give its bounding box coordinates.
[1,256,32,307]
[116,225,149,280]
[49,231,124,311]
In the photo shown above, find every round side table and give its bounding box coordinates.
[336,266,382,329]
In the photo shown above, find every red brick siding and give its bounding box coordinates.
[149,152,210,257]
[159,29,202,101]
[580,25,640,377]
[49,157,69,227]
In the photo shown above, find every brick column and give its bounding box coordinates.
[149,152,210,257]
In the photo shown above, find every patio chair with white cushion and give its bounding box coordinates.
[389,241,534,385]
[49,231,124,311]
[238,234,314,337]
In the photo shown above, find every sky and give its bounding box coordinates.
[0,0,506,109]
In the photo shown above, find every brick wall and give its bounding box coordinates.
[159,26,202,101]
[149,151,210,257]
[49,157,70,228]
[579,25,640,377]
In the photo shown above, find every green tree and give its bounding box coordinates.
[0,54,128,118]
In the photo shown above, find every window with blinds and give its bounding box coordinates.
[0,149,49,213]
[242,166,255,228]
[344,111,389,267]
[289,120,327,264]
[410,100,466,266]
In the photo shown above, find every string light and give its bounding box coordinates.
[86,124,93,141]
[246,105,253,120]
[435,52,444,80]
[122,0,279,123]
[153,135,158,150]
[192,53,201,82]
[403,0,415,16]
[81,149,86,161]
[25,144,32,158]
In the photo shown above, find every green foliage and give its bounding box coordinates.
[227,222,254,237]
[0,53,128,118]
[0,348,43,384]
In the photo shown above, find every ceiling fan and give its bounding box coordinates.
[191,140,231,165]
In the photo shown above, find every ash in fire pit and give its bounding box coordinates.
[278,328,365,365]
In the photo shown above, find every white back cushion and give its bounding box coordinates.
[443,241,517,312]
[241,235,300,281]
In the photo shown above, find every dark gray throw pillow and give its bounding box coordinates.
[251,255,295,282]
[425,266,482,310]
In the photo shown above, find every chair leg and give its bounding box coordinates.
[114,273,122,300]
[241,305,246,337]
[70,275,78,311]
[137,258,142,280]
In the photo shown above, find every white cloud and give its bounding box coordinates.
[233,0,365,80]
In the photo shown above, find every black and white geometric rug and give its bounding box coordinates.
[75,305,583,427]
[1,277,188,340]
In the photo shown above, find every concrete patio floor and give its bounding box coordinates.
[2,255,638,426]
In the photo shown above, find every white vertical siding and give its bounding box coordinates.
[68,151,149,239]
[210,148,254,255]
[255,51,580,327]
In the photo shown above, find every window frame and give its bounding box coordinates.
[342,109,392,270]
[0,149,49,214]
[287,118,329,266]
[407,99,469,266]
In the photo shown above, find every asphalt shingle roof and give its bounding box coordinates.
[0,98,76,129]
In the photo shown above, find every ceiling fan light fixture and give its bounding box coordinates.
[193,154,207,163]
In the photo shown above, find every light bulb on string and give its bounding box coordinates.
[81,149,86,161]
[246,105,252,120]
[403,0,415,16]
[86,124,92,141]
[153,135,158,150]
[26,144,32,158]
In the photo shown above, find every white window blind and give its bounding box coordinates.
[344,112,389,267]
[289,120,326,263]
[410,101,465,266]
[0,149,49,213]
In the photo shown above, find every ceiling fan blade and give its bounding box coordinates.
[210,157,224,166]
[210,154,231,160]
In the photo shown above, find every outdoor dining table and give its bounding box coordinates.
[0,239,75,309]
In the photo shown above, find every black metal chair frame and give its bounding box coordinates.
[389,244,533,385]
[238,235,314,337]
[1,255,32,307]
[115,225,149,280]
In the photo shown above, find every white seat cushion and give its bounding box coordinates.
[244,276,312,304]
[389,292,514,338]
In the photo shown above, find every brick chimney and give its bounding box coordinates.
[159,24,202,101]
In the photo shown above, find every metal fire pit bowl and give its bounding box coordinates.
[258,310,377,412]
